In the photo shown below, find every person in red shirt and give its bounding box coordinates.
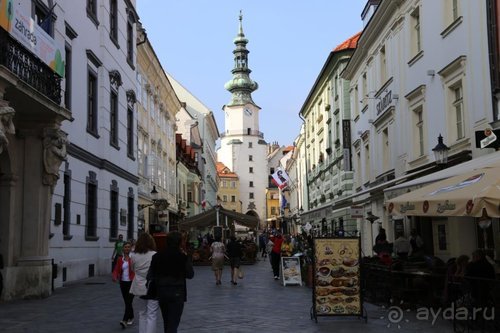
[270,234,283,280]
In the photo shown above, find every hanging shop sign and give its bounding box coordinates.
[312,237,363,321]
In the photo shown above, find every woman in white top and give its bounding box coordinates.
[210,236,226,285]
[130,233,157,333]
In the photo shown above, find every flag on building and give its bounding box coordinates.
[271,167,290,189]
[281,193,288,211]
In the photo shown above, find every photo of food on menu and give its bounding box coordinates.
[313,238,361,316]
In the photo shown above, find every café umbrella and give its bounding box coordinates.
[386,162,500,218]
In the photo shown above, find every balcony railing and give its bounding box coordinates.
[0,29,62,104]
[220,129,264,138]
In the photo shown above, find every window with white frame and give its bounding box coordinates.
[352,86,359,119]
[452,84,464,140]
[382,128,390,172]
[364,144,370,182]
[380,45,387,84]
[439,56,467,144]
[411,7,421,57]
[414,106,425,157]
[356,149,361,187]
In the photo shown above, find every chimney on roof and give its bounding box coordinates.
[361,0,381,27]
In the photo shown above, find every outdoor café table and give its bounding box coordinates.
[390,269,444,307]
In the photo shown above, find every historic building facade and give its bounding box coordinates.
[136,31,181,232]
[342,0,495,257]
[0,0,72,300]
[216,162,242,213]
[217,14,268,228]
[298,32,360,236]
[48,0,140,290]
[167,74,220,210]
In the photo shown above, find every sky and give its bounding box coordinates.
[137,1,367,146]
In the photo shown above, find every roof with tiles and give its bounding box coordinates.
[333,31,361,52]
[216,162,238,179]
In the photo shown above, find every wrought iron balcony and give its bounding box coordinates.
[220,129,264,138]
[0,29,62,104]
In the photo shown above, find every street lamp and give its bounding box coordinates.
[216,196,222,227]
[478,208,492,250]
[366,212,380,255]
[432,134,450,165]
[137,186,170,211]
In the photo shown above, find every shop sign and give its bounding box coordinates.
[376,90,392,116]
[0,1,65,76]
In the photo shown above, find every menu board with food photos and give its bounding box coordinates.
[312,237,362,319]
[281,256,302,286]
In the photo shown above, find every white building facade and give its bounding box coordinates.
[49,0,139,286]
[167,74,220,210]
[217,14,267,227]
[342,0,495,257]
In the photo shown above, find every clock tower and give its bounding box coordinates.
[218,12,267,229]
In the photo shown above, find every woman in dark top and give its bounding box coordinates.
[148,231,194,333]
[226,236,243,285]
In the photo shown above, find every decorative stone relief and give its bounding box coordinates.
[43,128,68,188]
[109,70,123,90]
[0,101,16,154]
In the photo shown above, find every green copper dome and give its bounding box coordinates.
[225,11,258,106]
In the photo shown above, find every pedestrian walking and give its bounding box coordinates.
[258,233,267,258]
[210,236,226,285]
[112,241,135,328]
[111,234,125,271]
[266,235,275,267]
[226,236,243,285]
[130,233,158,333]
[148,231,194,333]
[270,233,283,280]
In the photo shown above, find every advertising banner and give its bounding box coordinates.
[312,237,362,319]
[281,256,302,286]
[0,0,65,77]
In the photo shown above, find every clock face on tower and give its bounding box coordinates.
[244,108,253,116]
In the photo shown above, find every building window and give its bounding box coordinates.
[231,196,236,202]
[223,195,228,202]
[127,107,134,158]
[248,142,253,148]
[411,7,421,56]
[270,167,275,174]
[362,73,367,107]
[364,144,370,182]
[87,70,98,136]
[109,0,118,44]
[249,181,254,187]
[87,0,98,25]
[64,45,72,110]
[271,207,276,216]
[127,188,134,241]
[63,170,72,238]
[231,181,236,188]
[86,172,98,240]
[452,85,464,140]
[127,14,134,66]
[380,45,387,84]
[414,106,425,156]
[382,128,389,171]
[353,86,359,119]
[356,150,361,188]
[110,89,119,147]
[249,167,253,173]
[249,155,253,161]
[110,181,119,240]
[249,192,254,199]
[33,1,55,36]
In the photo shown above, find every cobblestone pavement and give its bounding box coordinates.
[0,258,456,332]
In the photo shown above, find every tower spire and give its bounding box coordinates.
[224,11,258,106]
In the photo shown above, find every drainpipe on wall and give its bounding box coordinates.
[298,112,309,215]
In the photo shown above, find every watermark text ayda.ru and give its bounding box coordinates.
[388,303,495,326]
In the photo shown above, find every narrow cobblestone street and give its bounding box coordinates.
[0,258,457,332]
